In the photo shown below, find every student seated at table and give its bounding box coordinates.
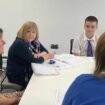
[62,32,105,105]
[0,28,20,105]
[72,16,98,56]
[0,28,5,69]
[0,28,5,55]
[7,21,54,89]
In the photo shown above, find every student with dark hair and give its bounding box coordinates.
[72,16,98,56]
[0,28,5,69]
[0,28,5,54]
[0,28,3,33]
[62,32,105,105]
[0,28,20,105]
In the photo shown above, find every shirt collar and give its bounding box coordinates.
[83,32,96,41]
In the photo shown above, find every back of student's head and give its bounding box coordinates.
[85,16,98,24]
[94,32,105,76]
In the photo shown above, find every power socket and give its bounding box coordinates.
[50,44,59,49]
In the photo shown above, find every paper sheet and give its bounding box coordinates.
[54,54,95,68]
[31,63,59,76]
[55,88,67,105]
[53,61,71,70]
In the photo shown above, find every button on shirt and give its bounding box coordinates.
[72,33,98,56]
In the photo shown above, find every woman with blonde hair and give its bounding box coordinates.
[62,32,105,105]
[7,21,54,89]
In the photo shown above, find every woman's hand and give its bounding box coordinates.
[33,54,39,58]
[43,53,54,60]
[33,52,54,60]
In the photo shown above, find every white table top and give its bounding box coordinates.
[19,56,95,105]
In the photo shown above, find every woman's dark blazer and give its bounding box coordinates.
[7,37,44,88]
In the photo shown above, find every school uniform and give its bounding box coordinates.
[72,33,98,56]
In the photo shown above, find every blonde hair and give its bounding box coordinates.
[17,21,39,41]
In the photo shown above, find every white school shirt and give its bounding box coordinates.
[72,33,98,56]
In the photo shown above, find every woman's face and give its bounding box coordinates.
[25,28,36,43]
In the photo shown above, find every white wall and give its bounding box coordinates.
[0,0,38,55]
[0,0,105,55]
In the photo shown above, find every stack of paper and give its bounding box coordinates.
[31,63,60,76]
[54,53,95,68]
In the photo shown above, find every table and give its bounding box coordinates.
[19,57,95,105]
